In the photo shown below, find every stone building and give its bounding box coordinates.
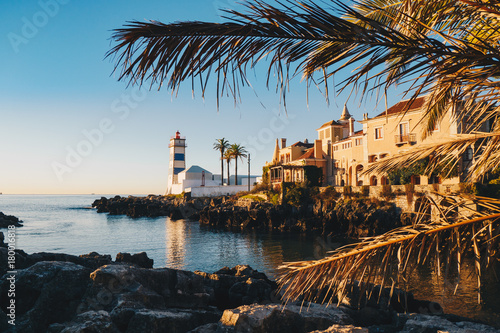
[269,96,484,188]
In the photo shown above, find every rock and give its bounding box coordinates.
[195,265,277,310]
[219,303,351,333]
[0,212,22,228]
[93,195,211,219]
[79,252,114,268]
[309,324,369,333]
[400,314,499,333]
[46,310,120,333]
[23,251,112,271]
[87,264,212,311]
[0,261,91,333]
[115,252,154,268]
[125,308,222,333]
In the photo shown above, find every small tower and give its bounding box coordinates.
[167,131,186,194]
[338,104,354,139]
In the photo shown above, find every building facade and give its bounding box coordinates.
[269,96,479,188]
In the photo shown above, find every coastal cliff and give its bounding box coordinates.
[92,195,402,238]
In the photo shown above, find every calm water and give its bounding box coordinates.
[0,195,499,326]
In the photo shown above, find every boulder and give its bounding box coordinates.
[219,303,351,333]
[115,252,154,268]
[47,310,120,333]
[22,251,113,271]
[309,324,369,333]
[125,308,222,333]
[400,314,499,333]
[195,265,277,310]
[0,212,22,228]
[87,264,211,311]
[0,261,91,333]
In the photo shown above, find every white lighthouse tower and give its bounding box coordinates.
[166,130,186,194]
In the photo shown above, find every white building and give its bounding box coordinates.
[166,131,257,197]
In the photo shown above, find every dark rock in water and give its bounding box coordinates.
[79,251,114,268]
[23,251,113,272]
[92,195,210,219]
[0,212,23,228]
[115,251,154,268]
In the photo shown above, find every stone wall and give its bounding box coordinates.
[332,183,474,218]
[188,185,255,198]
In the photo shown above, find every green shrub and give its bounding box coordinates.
[240,194,265,202]
[269,193,281,205]
[459,182,478,195]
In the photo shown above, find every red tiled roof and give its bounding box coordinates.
[372,96,426,119]
[290,141,314,148]
[297,148,325,160]
[317,120,341,130]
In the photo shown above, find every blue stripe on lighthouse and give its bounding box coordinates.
[173,167,184,175]
[174,153,185,161]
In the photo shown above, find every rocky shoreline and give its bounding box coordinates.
[92,195,402,238]
[0,232,498,333]
[0,212,22,228]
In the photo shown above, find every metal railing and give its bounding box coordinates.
[395,133,416,144]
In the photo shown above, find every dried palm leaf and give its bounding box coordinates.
[278,193,500,308]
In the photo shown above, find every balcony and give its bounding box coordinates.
[395,133,416,145]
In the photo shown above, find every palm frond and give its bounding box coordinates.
[277,193,500,307]
[107,1,500,109]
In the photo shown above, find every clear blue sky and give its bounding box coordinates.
[0,0,403,195]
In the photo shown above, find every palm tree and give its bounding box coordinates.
[223,150,232,186]
[107,0,500,307]
[227,143,247,186]
[213,138,229,185]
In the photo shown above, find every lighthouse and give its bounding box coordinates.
[166,131,186,194]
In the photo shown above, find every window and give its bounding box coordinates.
[355,138,363,146]
[464,147,473,161]
[341,142,352,150]
[375,127,383,139]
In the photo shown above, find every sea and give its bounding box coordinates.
[1,194,499,327]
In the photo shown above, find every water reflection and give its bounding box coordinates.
[407,259,500,325]
[165,218,187,269]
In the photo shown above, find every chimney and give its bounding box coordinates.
[349,117,355,137]
[281,138,287,149]
[314,140,322,159]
